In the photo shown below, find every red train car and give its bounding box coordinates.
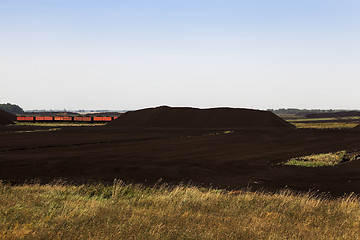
[35,116,54,121]
[16,115,118,123]
[18,116,53,122]
[54,116,73,121]
[102,117,112,122]
[82,117,92,122]
[73,117,92,122]
[17,116,26,121]
[25,117,34,121]
[93,117,103,122]
[92,117,112,122]
[73,117,83,121]
[35,116,45,121]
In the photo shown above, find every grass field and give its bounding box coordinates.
[1,181,360,239]
[278,115,360,129]
[292,122,359,129]
[286,117,360,122]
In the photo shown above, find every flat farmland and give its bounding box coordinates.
[1,125,360,196]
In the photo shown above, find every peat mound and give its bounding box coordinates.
[109,106,295,129]
[0,110,16,125]
[306,111,360,119]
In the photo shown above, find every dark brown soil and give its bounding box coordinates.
[109,106,294,128]
[1,125,360,196]
[0,110,16,125]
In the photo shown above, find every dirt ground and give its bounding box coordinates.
[0,110,16,125]
[1,125,360,196]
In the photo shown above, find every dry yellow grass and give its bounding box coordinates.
[292,122,358,129]
[1,181,360,239]
[279,115,360,129]
[283,151,347,167]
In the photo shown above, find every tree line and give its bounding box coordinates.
[0,103,24,114]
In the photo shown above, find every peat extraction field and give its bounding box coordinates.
[1,107,360,197]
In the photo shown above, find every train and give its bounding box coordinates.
[16,116,118,123]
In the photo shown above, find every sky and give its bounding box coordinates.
[1,0,360,111]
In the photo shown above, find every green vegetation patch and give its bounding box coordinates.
[7,128,62,134]
[292,122,359,129]
[283,150,360,167]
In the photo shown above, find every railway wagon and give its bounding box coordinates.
[35,116,54,121]
[16,116,117,123]
[93,117,112,122]
[54,116,73,121]
[17,116,35,122]
[73,116,92,122]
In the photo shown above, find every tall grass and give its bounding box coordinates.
[1,181,360,239]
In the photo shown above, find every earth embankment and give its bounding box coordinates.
[0,110,16,125]
[109,106,294,129]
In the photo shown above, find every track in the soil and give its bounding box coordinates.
[1,125,360,196]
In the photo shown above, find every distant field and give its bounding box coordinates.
[1,182,360,239]
[279,115,360,129]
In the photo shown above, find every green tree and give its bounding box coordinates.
[0,103,24,114]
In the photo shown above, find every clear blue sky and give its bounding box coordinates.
[1,0,359,110]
